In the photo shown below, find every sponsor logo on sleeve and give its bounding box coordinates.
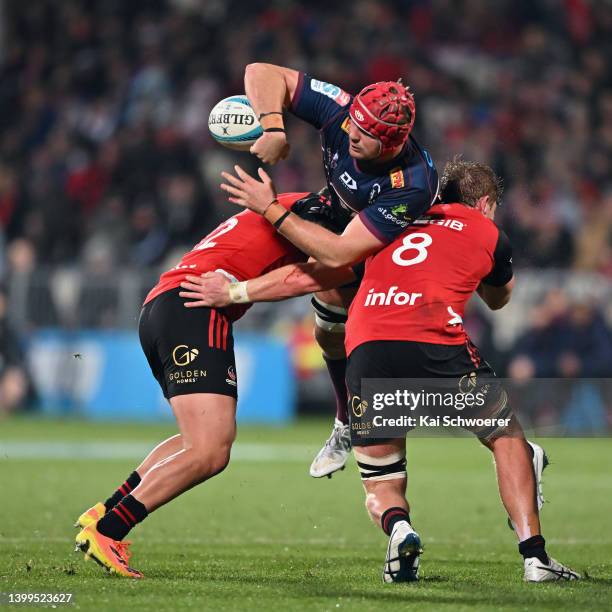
[377,206,410,227]
[377,204,412,227]
[311,79,350,105]
[390,167,405,189]
[389,204,413,224]
[340,117,350,133]
[339,171,357,191]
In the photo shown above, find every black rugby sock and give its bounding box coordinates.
[97,494,148,541]
[103,471,141,512]
[381,507,411,536]
[519,535,549,564]
[323,356,349,425]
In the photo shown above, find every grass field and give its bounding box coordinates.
[1,417,611,611]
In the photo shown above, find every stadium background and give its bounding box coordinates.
[1,1,611,608]
[0,0,610,429]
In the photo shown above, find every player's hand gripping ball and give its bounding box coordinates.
[249,130,290,165]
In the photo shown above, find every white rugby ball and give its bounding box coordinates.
[208,95,263,151]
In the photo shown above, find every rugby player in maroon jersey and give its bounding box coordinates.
[182,160,579,583]
[241,63,439,478]
[73,192,339,578]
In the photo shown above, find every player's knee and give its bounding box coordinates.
[208,450,231,477]
[191,442,233,481]
[353,448,407,482]
[311,296,347,358]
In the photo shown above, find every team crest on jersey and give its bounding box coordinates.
[225,365,237,386]
[310,79,350,106]
[341,117,350,133]
[390,167,405,189]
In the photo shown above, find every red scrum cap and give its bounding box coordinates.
[348,81,416,156]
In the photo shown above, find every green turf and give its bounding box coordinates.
[1,417,611,611]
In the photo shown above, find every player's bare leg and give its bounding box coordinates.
[482,418,580,581]
[353,439,422,582]
[136,434,183,474]
[75,433,186,528]
[132,393,236,511]
[479,435,548,531]
[482,418,540,541]
[75,392,236,576]
[310,288,355,478]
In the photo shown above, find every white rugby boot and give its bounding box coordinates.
[508,440,549,530]
[309,419,351,478]
[383,521,422,583]
[524,556,581,582]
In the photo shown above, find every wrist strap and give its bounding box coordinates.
[273,210,291,229]
[228,281,250,304]
[263,127,286,133]
[263,198,279,216]
[259,112,284,130]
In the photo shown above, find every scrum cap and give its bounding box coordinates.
[349,81,415,156]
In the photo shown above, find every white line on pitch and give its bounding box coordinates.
[0,441,318,462]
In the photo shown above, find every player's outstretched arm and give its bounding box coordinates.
[221,165,385,267]
[244,63,298,164]
[477,277,514,310]
[179,263,355,308]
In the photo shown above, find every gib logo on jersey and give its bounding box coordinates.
[310,80,351,106]
[364,286,422,307]
[414,216,465,231]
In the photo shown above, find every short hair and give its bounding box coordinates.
[439,158,503,207]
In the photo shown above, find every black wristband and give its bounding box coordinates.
[273,210,291,229]
[258,111,284,119]
[263,127,286,133]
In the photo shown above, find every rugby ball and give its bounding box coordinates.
[208,95,263,151]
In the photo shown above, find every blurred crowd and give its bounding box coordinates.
[0,0,611,414]
[0,0,610,271]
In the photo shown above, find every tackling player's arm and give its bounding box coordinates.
[244,63,299,164]
[221,165,386,267]
[180,262,356,308]
[477,230,514,310]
